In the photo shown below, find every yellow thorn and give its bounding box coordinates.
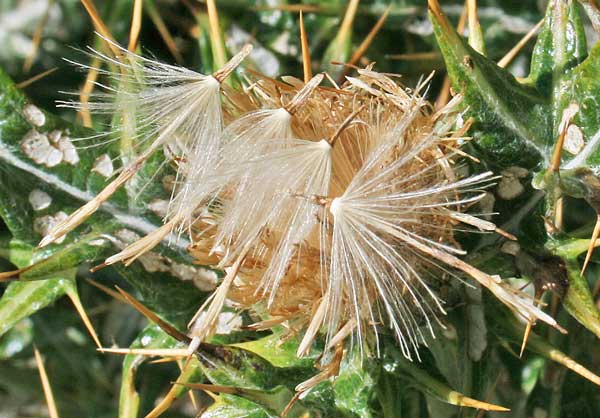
[0,266,29,281]
[128,0,144,52]
[550,106,578,173]
[498,19,544,68]
[79,0,120,56]
[519,320,533,358]
[450,393,510,412]
[177,359,200,413]
[177,383,238,394]
[149,357,181,364]
[436,78,453,110]
[145,0,184,64]
[466,0,485,54]
[115,286,192,344]
[456,3,469,38]
[67,289,102,349]
[582,215,600,275]
[206,0,227,69]
[23,0,54,73]
[299,11,312,83]
[16,67,58,89]
[84,278,128,303]
[34,347,60,418]
[78,56,100,128]
[99,347,190,357]
[548,105,578,230]
[348,4,391,67]
[337,3,390,84]
[144,360,197,418]
[547,343,600,387]
[338,0,360,44]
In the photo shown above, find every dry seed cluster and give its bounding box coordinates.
[43,39,559,371]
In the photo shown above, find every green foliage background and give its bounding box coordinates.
[1,1,600,417]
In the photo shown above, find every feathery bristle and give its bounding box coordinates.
[41,37,252,248]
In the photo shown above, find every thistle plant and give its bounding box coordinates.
[1,1,600,418]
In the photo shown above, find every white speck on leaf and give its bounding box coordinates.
[92,154,114,178]
[48,130,62,143]
[57,136,79,165]
[564,124,584,155]
[20,130,63,167]
[28,189,52,211]
[88,238,108,246]
[23,104,45,127]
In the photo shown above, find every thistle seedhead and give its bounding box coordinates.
[53,36,561,393]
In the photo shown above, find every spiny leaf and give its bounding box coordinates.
[0,66,187,258]
[562,260,600,339]
[388,346,510,412]
[487,297,600,387]
[428,0,549,168]
[195,343,313,391]
[231,332,314,369]
[201,393,278,418]
[0,242,73,337]
[118,324,182,418]
[527,0,588,100]
[560,41,600,170]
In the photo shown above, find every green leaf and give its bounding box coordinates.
[560,41,600,169]
[112,263,205,328]
[0,278,72,337]
[487,296,600,387]
[195,343,312,391]
[0,66,188,257]
[528,0,588,99]
[231,332,314,368]
[0,241,76,337]
[387,347,510,412]
[548,238,600,339]
[0,317,32,359]
[202,394,277,418]
[429,2,549,168]
[119,324,182,418]
[332,353,377,418]
[562,260,600,339]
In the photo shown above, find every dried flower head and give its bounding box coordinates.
[53,38,562,393]
[181,68,561,361]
